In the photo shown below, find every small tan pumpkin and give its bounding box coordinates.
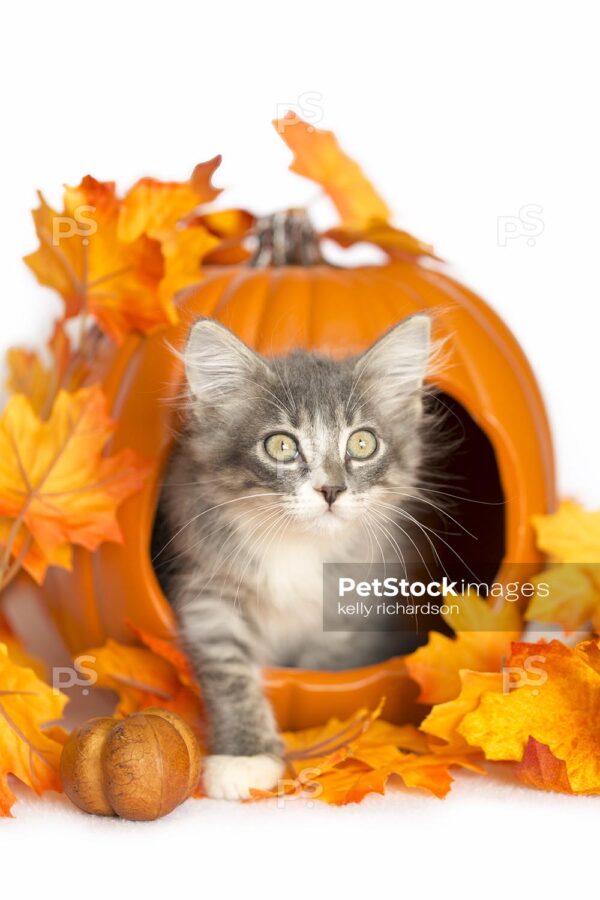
[60,708,201,821]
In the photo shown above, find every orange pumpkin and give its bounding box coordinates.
[41,211,555,728]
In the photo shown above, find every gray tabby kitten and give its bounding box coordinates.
[155,315,432,800]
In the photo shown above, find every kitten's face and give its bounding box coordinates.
[182,317,431,538]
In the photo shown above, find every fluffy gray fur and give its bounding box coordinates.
[154,316,432,759]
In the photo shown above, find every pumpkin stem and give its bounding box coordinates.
[250,209,323,266]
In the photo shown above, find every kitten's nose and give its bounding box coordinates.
[318,484,347,507]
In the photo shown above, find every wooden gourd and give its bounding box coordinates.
[60,708,201,821]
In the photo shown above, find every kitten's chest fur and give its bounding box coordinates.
[245,531,353,666]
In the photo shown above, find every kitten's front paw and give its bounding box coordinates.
[202,753,286,801]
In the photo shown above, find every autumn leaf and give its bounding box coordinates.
[454,640,600,794]
[127,623,198,689]
[421,670,504,753]
[0,520,71,586]
[326,221,436,260]
[532,500,600,564]
[0,643,67,816]
[274,112,390,227]
[5,322,73,418]
[0,385,150,585]
[525,565,600,631]
[83,631,205,743]
[5,349,49,415]
[117,157,222,243]
[24,176,175,343]
[158,225,220,302]
[84,640,185,715]
[251,701,480,805]
[200,209,255,264]
[0,614,46,680]
[405,592,522,704]
[515,737,573,794]
[524,502,600,631]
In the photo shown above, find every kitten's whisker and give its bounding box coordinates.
[363,513,387,577]
[377,501,449,578]
[367,508,407,577]
[413,484,507,507]
[397,506,481,581]
[152,492,281,561]
[379,489,478,540]
[184,506,283,605]
[370,501,438,582]
[211,507,284,597]
[161,500,280,568]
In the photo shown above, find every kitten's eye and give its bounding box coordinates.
[346,430,378,460]
[264,433,299,462]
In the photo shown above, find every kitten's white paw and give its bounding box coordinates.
[202,754,286,801]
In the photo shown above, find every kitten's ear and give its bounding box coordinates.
[184,318,268,404]
[354,316,431,417]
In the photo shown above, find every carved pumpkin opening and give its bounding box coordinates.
[150,387,506,657]
[420,390,506,590]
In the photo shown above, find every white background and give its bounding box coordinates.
[1,0,598,895]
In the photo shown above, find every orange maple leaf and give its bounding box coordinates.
[0,385,150,585]
[24,176,175,343]
[325,221,437,260]
[0,643,67,816]
[274,112,390,227]
[117,157,222,243]
[200,209,255,264]
[252,701,480,805]
[405,591,522,704]
[82,630,205,744]
[158,225,220,303]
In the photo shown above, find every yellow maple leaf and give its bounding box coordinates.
[159,225,220,302]
[421,670,504,753]
[524,502,600,632]
[405,591,522,704]
[0,643,67,816]
[5,323,72,419]
[454,640,600,794]
[0,385,150,585]
[526,565,600,631]
[5,349,50,415]
[0,615,46,680]
[532,500,600,564]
